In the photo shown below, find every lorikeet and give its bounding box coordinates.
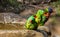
[25,8,53,30]
[25,15,38,30]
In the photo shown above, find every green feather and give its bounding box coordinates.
[35,10,45,23]
[25,9,48,30]
[25,15,37,30]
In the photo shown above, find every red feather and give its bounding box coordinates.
[34,15,37,18]
[30,20,32,23]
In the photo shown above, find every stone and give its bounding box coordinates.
[0,30,44,37]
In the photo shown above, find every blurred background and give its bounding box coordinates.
[0,0,60,37]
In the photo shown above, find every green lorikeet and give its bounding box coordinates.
[25,9,46,30]
[25,15,38,30]
[25,7,53,30]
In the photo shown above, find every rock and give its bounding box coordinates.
[17,0,52,5]
[0,30,44,37]
[20,8,35,19]
[0,13,25,23]
[38,26,49,32]
[0,13,26,30]
[46,16,60,37]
